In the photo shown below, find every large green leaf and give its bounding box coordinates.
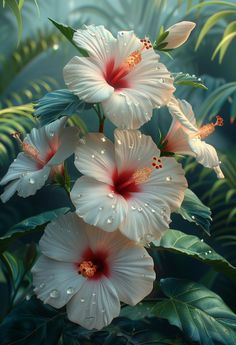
[154,229,236,283]
[218,21,236,62]
[0,297,65,345]
[176,189,212,234]
[49,19,89,57]
[0,207,70,253]
[122,278,236,345]
[35,89,92,126]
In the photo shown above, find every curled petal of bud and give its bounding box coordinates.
[164,21,196,49]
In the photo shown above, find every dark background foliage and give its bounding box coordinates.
[0,0,236,344]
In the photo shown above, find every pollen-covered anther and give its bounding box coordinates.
[195,115,224,140]
[78,260,97,278]
[125,50,142,68]
[132,167,153,184]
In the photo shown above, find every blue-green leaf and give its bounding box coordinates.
[122,278,236,345]
[154,229,236,283]
[35,89,92,125]
[173,72,208,90]
[5,0,23,45]
[0,207,70,253]
[176,188,212,234]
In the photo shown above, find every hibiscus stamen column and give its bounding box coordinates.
[193,116,224,140]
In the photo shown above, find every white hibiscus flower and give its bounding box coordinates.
[71,130,187,242]
[63,25,175,129]
[0,117,79,202]
[163,97,224,178]
[32,212,155,330]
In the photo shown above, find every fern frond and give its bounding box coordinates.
[0,104,36,169]
[0,31,62,94]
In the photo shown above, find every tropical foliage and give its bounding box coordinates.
[0,0,236,344]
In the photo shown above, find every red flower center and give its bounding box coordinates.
[104,59,130,90]
[111,169,140,200]
[75,248,110,280]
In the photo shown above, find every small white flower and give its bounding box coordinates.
[63,25,175,129]
[164,97,224,178]
[0,117,79,202]
[71,129,187,241]
[163,21,196,49]
[32,212,155,330]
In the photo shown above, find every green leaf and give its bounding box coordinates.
[219,21,236,62]
[49,18,89,57]
[176,188,212,234]
[0,297,65,345]
[212,31,236,61]
[5,0,23,45]
[35,89,92,126]
[173,72,208,90]
[195,10,236,50]
[154,229,236,283]
[122,278,236,345]
[0,207,70,253]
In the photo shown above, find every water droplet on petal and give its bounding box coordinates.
[101,137,106,142]
[49,132,54,137]
[107,217,113,224]
[131,205,136,211]
[99,206,103,211]
[92,301,96,305]
[50,289,60,298]
[101,309,105,313]
[92,293,96,296]
[91,154,95,159]
[80,298,85,303]
[66,287,74,295]
[151,209,155,213]
[29,178,35,184]
[101,150,105,154]
[117,139,122,145]
[166,176,172,182]
[111,204,116,209]
[138,207,143,212]
[107,192,114,199]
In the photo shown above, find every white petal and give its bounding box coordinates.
[63,56,113,103]
[32,255,84,308]
[110,245,155,305]
[129,49,175,107]
[16,166,50,198]
[214,165,224,179]
[0,179,20,203]
[164,21,196,49]
[67,277,120,330]
[73,25,116,68]
[102,89,153,129]
[47,127,79,166]
[71,177,128,231]
[119,195,171,241]
[39,213,89,262]
[119,157,187,241]
[189,138,221,168]
[74,133,115,185]
[164,119,194,155]
[25,117,67,160]
[0,152,38,185]
[0,153,50,198]
[114,129,160,172]
[168,97,198,132]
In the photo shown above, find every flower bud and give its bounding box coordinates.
[164,21,196,49]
